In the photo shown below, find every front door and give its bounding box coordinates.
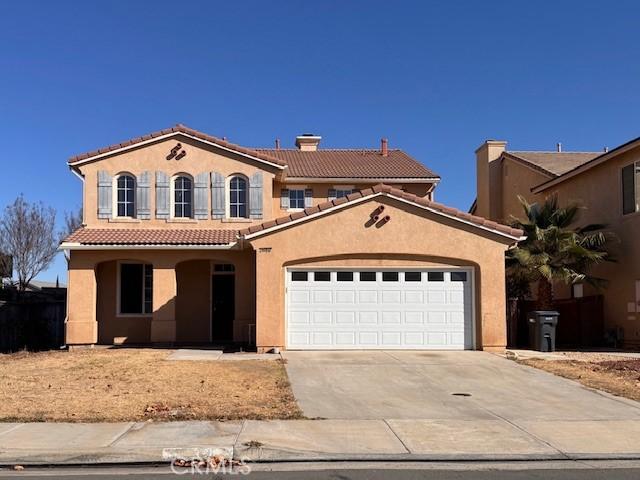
[211,269,235,343]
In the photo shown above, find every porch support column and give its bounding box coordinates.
[66,253,97,345]
[151,262,177,343]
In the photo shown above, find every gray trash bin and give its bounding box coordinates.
[527,311,559,352]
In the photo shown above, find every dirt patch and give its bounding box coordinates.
[519,357,640,402]
[0,349,303,422]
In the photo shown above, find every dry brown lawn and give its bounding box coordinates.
[0,349,303,422]
[519,357,640,402]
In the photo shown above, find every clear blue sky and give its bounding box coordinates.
[1,0,639,283]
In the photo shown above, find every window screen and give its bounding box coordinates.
[120,263,152,314]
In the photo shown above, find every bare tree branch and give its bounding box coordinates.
[63,207,83,237]
[0,195,59,292]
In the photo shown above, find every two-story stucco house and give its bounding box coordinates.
[473,136,640,347]
[60,124,523,352]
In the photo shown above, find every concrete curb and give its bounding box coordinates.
[4,449,640,467]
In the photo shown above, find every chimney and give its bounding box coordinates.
[604,146,609,153]
[557,142,562,152]
[275,138,281,150]
[295,133,321,151]
[475,140,507,220]
[381,138,388,157]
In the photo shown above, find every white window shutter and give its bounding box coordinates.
[280,189,290,209]
[249,172,263,219]
[136,171,151,219]
[304,189,313,208]
[194,172,210,220]
[155,171,170,219]
[211,172,225,219]
[97,171,112,219]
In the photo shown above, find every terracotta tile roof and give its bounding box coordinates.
[505,151,601,177]
[254,149,439,179]
[240,184,524,240]
[67,124,287,167]
[63,228,238,245]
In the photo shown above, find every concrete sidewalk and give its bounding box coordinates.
[3,417,640,465]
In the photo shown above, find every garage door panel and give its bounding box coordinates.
[404,291,424,303]
[405,311,424,324]
[312,311,332,325]
[358,311,379,324]
[382,311,401,324]
[336,290,356,304]
[287,268,473,350]
[358,291,378,303]
[359,331,378,345]
[290,290,310,304]
[336,311,356,325]
[313,290,333,303]
[382,290,402,304]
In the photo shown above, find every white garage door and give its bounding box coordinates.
[286,269,474,350]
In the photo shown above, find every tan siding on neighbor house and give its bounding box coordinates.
[542,147,640,345]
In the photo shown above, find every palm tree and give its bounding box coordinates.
[507,195,614,310]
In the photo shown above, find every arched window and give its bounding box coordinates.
[174,175,193,218]
[116,174,135,217]
[229,176,248,218]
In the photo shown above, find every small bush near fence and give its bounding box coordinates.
[0,290,65,353]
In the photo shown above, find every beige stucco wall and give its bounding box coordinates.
[248,196,515,352]
[66,249,255,345]
[76,134,278,228]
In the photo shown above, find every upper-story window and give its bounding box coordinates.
[229,175,248,218]
[116,174,135,218]
[289,189,305,209]
[622,161,640,215]
[174,175,193,218]
[329,187,353,201]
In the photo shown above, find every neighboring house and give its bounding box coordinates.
[473,138,640,347]
[60,124,523,352]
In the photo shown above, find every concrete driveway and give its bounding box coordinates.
[282,350,640,422]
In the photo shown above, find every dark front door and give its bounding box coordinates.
[211,274,235,342]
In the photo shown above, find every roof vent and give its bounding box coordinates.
[295,134,322,151]
[556,142,562,152]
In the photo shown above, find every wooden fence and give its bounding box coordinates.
[507,295,604,348]
[0,294,66,353]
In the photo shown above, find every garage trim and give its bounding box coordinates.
[284,266,476,350]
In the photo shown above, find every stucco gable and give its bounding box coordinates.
[241,184,524,243]
[68,124,287,172]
